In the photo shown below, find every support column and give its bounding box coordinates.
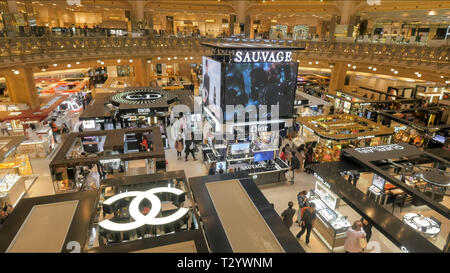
[233,0,251,37]
[4,67,40,109]
[134,58,150,87]
[328,63,347,93]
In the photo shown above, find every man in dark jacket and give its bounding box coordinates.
[184,132,196,161]
[289,151,301,185]
[296,203,316,248]
[281,201,296,229]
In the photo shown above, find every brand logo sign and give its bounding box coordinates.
[99,187,188,231]
[233,50,293,63]
[138,108,152,114]
[355,144,404,154]
[125,93,162,101]
[250,125,268,133]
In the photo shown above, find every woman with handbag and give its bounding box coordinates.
[344,220,367,253]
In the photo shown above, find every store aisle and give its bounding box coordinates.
[25,158,55,198]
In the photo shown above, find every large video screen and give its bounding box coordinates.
[223,62,298,121]
[202,57,222,119]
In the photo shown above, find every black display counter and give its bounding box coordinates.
[49,127,166,193]
[189,172,304,253]
[201,143,289,186]
[341,143,449,218]
[308,161,442,253]
[0,190,99,253]
[87,171,208,253]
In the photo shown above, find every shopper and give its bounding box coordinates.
[344,220,367,253]
[296,191,309,224]
[361,218,373,242]
[304,145,314,174]
[0,121,10,136]
[208,162,217,175]
[281,201,296,229]
[184,132,196,161]
[279,147,287,161]
[141,137,149,151]
[175,129,184,160]
[49,119,59,143]
[288,151,301,185]
[295,203,316,248]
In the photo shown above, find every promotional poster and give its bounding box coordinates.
[202,57,222,119]
[223,62,298,121]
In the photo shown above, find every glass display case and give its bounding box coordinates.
[308,181,351,251]
[315,180,339,209]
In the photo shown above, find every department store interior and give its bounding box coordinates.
[0,0,448,255]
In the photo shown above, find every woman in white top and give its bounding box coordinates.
[344,220,366,253]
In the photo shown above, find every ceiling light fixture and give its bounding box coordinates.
[129,59,133,63]
[372,68,377,71]
[352,66,356,69]
[348,64,351,67]
[394,71,398,74]
[14,70,19,75]
[67,64,71,67]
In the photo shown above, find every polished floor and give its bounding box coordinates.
[22,134,446,253]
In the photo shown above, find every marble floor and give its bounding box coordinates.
[22,134,445,253]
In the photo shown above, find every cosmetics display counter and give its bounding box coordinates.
[202,141,289,185]
[403,213,441,238]
[17,127,56,159]
[0,172,25,208]
[307,180,351,251]
[297,114,394,162]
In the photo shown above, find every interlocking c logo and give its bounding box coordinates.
[99,187,189,232]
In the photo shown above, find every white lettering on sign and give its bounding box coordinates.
[100,159,121,164]
[250,125,268,133]
[357,135,375,139]
[233,50,293,63]
[355,144,404,154]
[401,246,409,253]
[138,108,151,114]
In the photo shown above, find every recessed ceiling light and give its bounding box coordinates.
[394,71,398,74]
[352,66,356,69]
[309,62,312,65]
[76,62,80,64]
[67,64,71,67]
[368,66,372,69]
[372,68,377,71]
[315,61,319,64]
[440,75,444,78]
[390,68,394,72]
[53,64,57,67]
[14,70,19,75]
[348,64,351,67]
[129,59,133,63]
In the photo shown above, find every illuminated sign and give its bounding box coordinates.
[99,159,121,164]
[137,108,152,114]
[233,50,293,63]
[250,125,268,133]
[98,187,188,231]
[357,135,375,139]
[355,144,404,154]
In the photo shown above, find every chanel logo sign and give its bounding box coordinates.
[99,187,189,232]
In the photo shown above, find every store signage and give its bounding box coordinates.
[99,159,121,164]
[98,187,189,231]
[250,125,268,133]
[137,108,152,114]
[400,246,409,253]
[233,50,293,63]
[125,93,162,101]
[357,135,375,139]
[355,144,404,154]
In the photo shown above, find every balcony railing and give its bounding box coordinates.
[0,37,448,68]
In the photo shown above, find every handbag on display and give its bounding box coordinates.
[359,237,368,249]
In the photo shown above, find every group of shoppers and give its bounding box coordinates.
[281,191,373,252]
[279,141,317,185]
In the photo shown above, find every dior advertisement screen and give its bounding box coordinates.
[202,57,222,119]
[223,62,298,121]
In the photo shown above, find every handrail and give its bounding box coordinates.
[0,37,448,68]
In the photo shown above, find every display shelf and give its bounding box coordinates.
[315,180,339,209]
